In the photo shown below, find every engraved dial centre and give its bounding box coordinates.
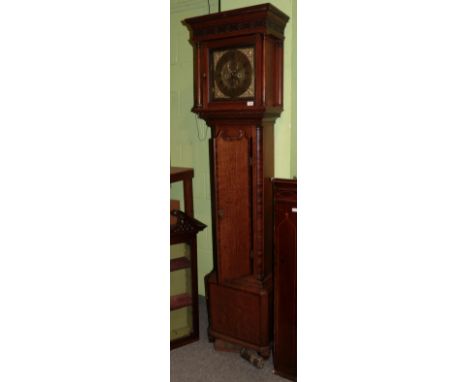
[214,49,254,99]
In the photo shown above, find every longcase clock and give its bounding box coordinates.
[184,3,289,358]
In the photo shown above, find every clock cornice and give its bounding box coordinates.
[183,3,289,42]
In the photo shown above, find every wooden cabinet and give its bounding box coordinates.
[272,178,297,380]
[184,4,289,358]
[170,167,206,349]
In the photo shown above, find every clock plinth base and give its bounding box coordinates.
[205,272,272,359]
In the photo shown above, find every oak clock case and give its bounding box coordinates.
[184,3,289,358]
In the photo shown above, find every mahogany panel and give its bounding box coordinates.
[273,39,284,107]
[273,178,297,380]
[210,283,261,344]
[261,122,274,279]
[264,36,273,108]
[213,127,252,282]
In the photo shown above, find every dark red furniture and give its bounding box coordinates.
[272,178,297,380]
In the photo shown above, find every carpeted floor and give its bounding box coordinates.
[170,296,288,382]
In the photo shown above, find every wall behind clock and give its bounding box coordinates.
[170,0,297,295]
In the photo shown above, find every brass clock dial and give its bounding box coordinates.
[212,47,255,100]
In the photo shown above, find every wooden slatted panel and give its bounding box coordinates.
[170,293,193,311]
[170,257,191,272]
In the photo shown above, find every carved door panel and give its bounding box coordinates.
[213,128,252,283]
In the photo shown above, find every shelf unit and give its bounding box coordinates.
[170,167,206,349]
